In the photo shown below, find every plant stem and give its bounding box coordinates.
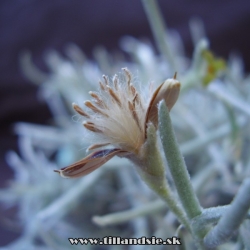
[134,124,190,230]
[180,116,246,156]
[204,178,250,248]
[181,39,208,92]
[208,82,250,116]
[159,101,208,249]
[141,0,177,72]
[93,199,165,226]
[159,101,202,220]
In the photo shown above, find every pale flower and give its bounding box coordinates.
[54,68,180,178]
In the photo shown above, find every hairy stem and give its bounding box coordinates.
[159,101,207,248]
[134,124,190,230]
[159,101,202,219]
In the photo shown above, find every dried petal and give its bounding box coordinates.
[107,86,121,106]
[83,121,103,133]
[85,101,109,117]
[89,91,107,109]
[145,77,181,129]
[87,143,111,151]
[72,103,90,118]
[54,149,124,178]
[99,81,105,91]
[102,75,109,85]
[122,67,131,86]
[113,74,119,90]
[128,101,142,131]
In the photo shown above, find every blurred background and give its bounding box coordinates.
[1,0,250,247]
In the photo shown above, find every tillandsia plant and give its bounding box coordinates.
[54,68,180,178]
[52,66,250,250]
[54,68,220,248]
[2,0,250,249]
[54,69,193,228]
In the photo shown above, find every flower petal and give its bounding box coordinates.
[145,77,181,129]
[54,148,125,178]
[87,143,111,151]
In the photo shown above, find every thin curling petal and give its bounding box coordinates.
[87,142,111,151]
[54,149,124,178]
[145,77,181,129]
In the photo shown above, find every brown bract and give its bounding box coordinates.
[54,68,180,178]
[145,73,180,130]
